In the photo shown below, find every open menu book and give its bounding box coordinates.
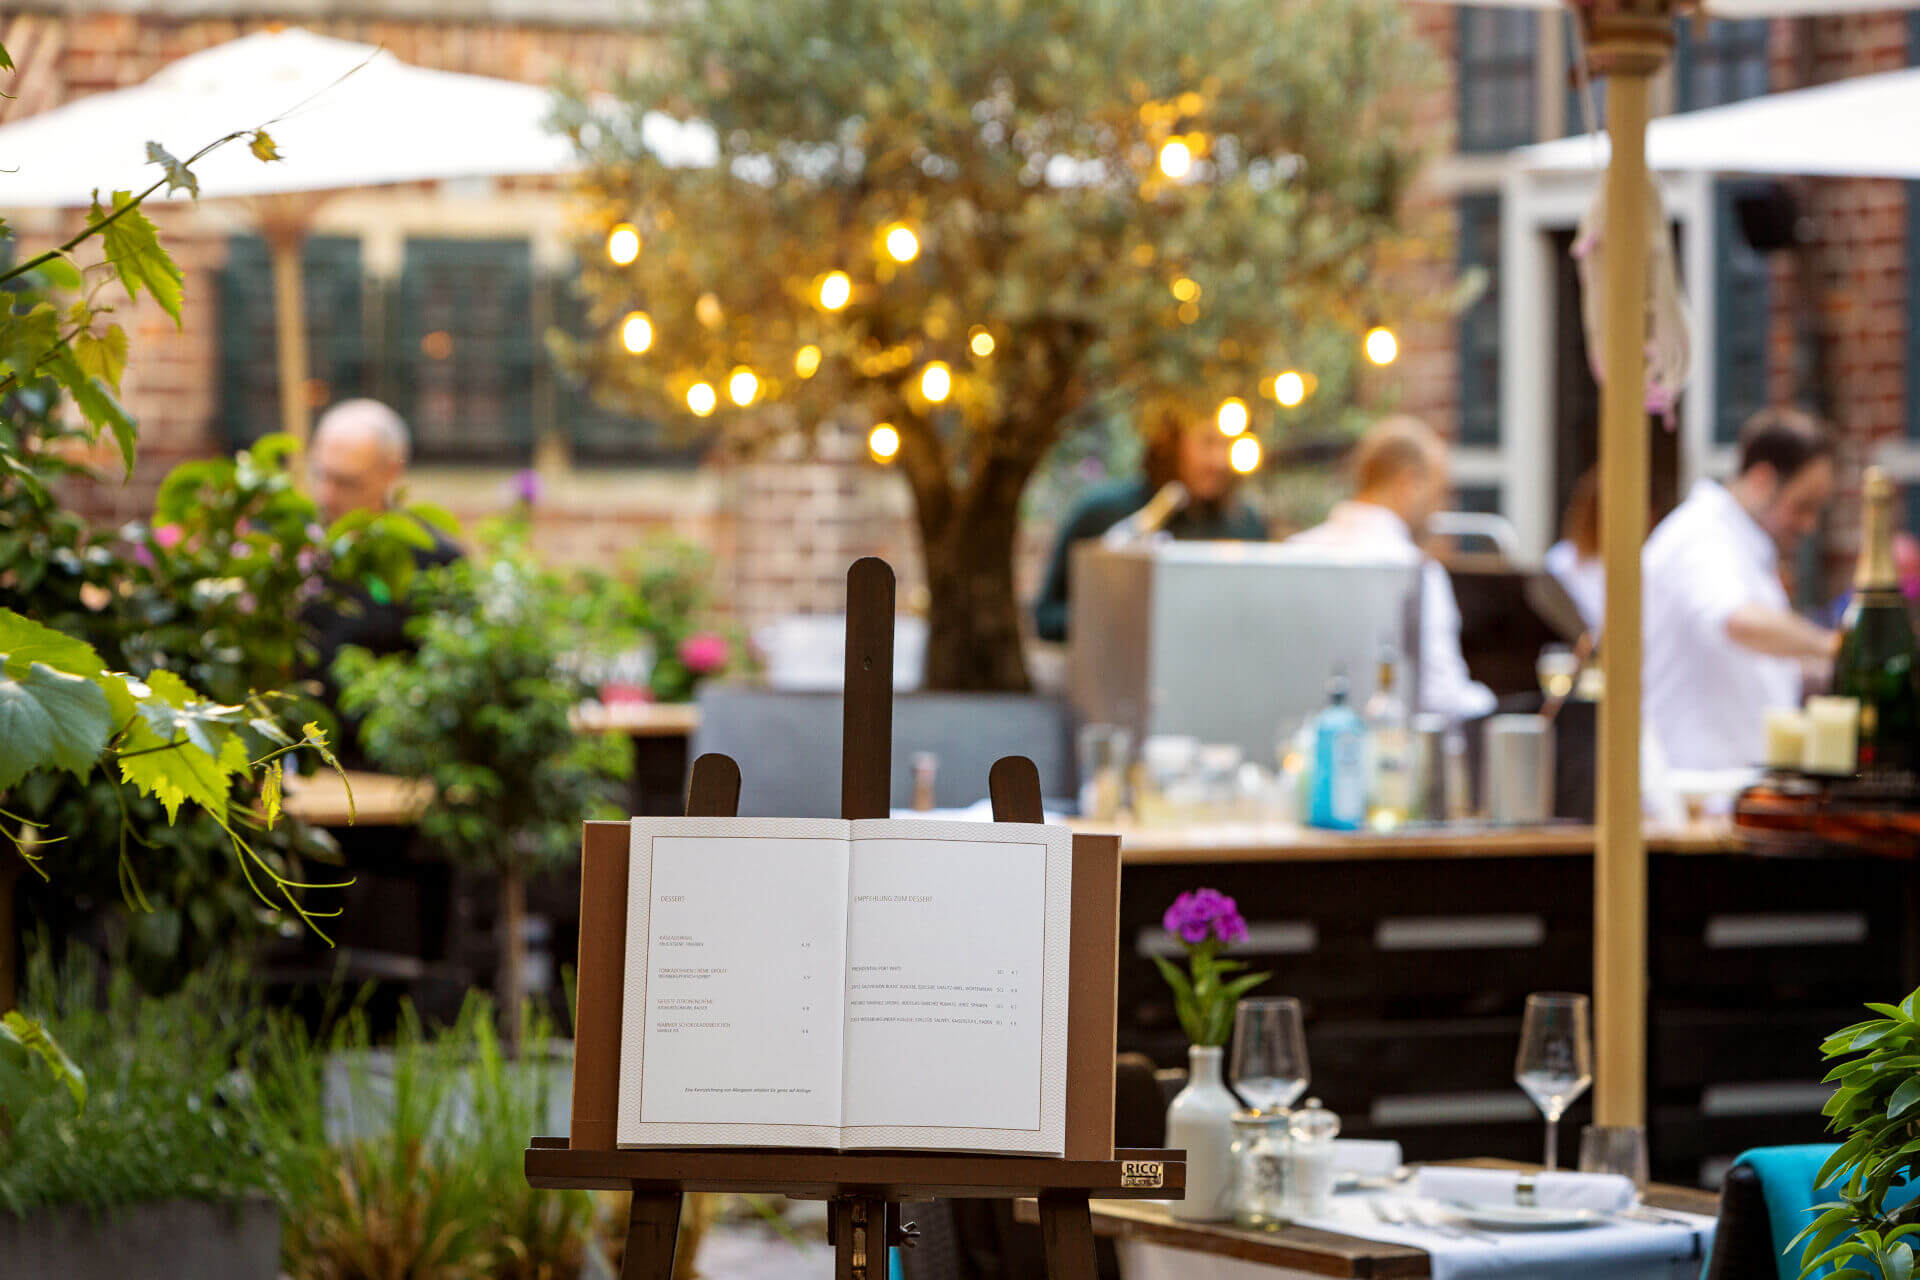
[618,816,1073,1154]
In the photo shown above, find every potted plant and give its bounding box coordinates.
[1153,888,1269,1222]
[1792,988,1920,1278]
[336,527,634,1042]
[0,954,279,1279]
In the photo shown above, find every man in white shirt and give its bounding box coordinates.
[1643,407,1839,770]
[1287,416,1497,721]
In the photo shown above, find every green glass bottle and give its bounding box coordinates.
[1835,466,1920,776]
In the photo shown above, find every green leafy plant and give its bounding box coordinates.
[1152,888,1269,1047]
[556,0,1457,691]
[0,949,265,1215]
[1793,990,1920,1279]
[569,537,743,704]
[337,529,633,1038]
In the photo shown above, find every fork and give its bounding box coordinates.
[1369,1199,1497,1244]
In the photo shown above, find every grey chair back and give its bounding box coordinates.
[690,685,1078,817]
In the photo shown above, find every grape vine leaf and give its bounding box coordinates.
[144,141,199,198]
[90,190,184,327]
[249,129,282,163]
[0,654,113,792]
[0,1010,87,1112]
[73,322,129,392]
[116,669,247,823]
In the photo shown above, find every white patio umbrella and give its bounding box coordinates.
[0,27,584,442]
[1516,65,1920,177]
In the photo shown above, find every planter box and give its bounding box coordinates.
[0,1196,278,1280]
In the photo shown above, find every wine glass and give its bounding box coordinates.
[1231,997,1309,1113]
[1515,992,1593,1171]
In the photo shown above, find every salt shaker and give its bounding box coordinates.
[1285,1097,1341,1220]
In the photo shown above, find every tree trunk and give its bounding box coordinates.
[919,473,1032,692]
[498,865,526,1056]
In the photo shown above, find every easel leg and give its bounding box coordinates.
[620,1189,682,1280]
[1037,1192,1098,1280]
[831,1195,891,1280]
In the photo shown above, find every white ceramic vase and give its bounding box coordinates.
[1165,1043,1238,1221]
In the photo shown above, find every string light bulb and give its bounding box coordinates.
[818,271,852,311]
[728,367,759,406]
[619,311,653,355]
[920,361,952,403]
[686,381,717,417]
[1216,397,1249,437]
[1273,370,1307,407]
[795,344,822,378]
[884,223,921,263]
[869,423,901,462]
[1157,138,1194,180]
[968,326,995,358]
[1171,277,1200,302]
[606,222,641,265]
[1229,435,1262,474]
[1364,325,1399,366]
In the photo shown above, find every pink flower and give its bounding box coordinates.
[153,524,185,550]
[601,681,654,705]
[678,631,730,676]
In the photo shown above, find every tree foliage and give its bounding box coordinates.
[556,0,1454,688]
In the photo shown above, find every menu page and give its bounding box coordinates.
[618,817,853,1148]
[839,819,1072,1155]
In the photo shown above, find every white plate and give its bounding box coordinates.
[1440,1201,1607,1230]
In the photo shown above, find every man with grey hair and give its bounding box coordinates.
[303,399,463,765]
[310,397,412,524]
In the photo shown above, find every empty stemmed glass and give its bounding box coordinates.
[1515,992,1593,1171]
[1231,997,1310,1113]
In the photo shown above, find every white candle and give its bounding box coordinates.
[1763,708,1808,770]
[1803,697,1860,775]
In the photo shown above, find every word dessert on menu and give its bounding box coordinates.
[617,815,1073,1155]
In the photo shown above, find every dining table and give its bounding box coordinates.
[1012,1160,1720,1279]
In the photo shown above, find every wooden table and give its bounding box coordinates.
[281,769,433,826]
[568,701,702,737]
[1012,1163,1718,1278]
[1070,818,1737,865]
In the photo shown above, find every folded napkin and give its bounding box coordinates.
[1334,1139,1404,1176]
[1411,1166,1635,1212]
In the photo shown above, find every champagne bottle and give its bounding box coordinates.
[1834,467,1920,776]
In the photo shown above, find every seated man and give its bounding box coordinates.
[302,399,463,765]
[1286,416,1496,721]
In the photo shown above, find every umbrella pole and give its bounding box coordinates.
[265,220,312,448]
[1590,18,1671,1132]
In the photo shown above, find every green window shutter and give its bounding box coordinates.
[548,276,696,467]
[216,234,365,450]
[1672,18,1770,111]
[1457,9,1538,154]
[1713,181,1771,447]
[394,238,535,464]
[1457,193,1502,449]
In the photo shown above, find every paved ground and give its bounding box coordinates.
[690,1222,837,1278]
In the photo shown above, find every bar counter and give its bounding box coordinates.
[1072,818,1738,863]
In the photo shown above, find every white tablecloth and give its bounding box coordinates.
[1117,1193,1717,1280]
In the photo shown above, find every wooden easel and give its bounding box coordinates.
[526,557,1183,1279]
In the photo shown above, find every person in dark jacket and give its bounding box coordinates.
[302,399,463,766]
[1032,396,1266,642]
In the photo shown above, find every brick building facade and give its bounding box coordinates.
[3,2,1912,642]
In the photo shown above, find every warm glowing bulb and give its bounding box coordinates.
[1365,325,1399,366]
[884,224,920,263]
[819,271,852,311]
[619,311,653,354]
[686,381,717,416]
[795,344,822,378]
[869,423,901,461]
[1216,397,1249,437]
[968,326,995,357]
[728,367,759,406]
[606,223,641,265]
[1171,277,1200,303]
[1229,435,1262,474]
[1273,370,1307,407]
[1157,138,1193,179]
[920,361,952,403]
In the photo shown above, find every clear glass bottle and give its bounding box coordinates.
[1229,1110,1290,1230]
[1365,645,1411,831]
[1308,672,1367,831]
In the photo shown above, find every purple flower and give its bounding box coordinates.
[509,468,542,507]
[678,631,730,676]
[1162,887,1245,948]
